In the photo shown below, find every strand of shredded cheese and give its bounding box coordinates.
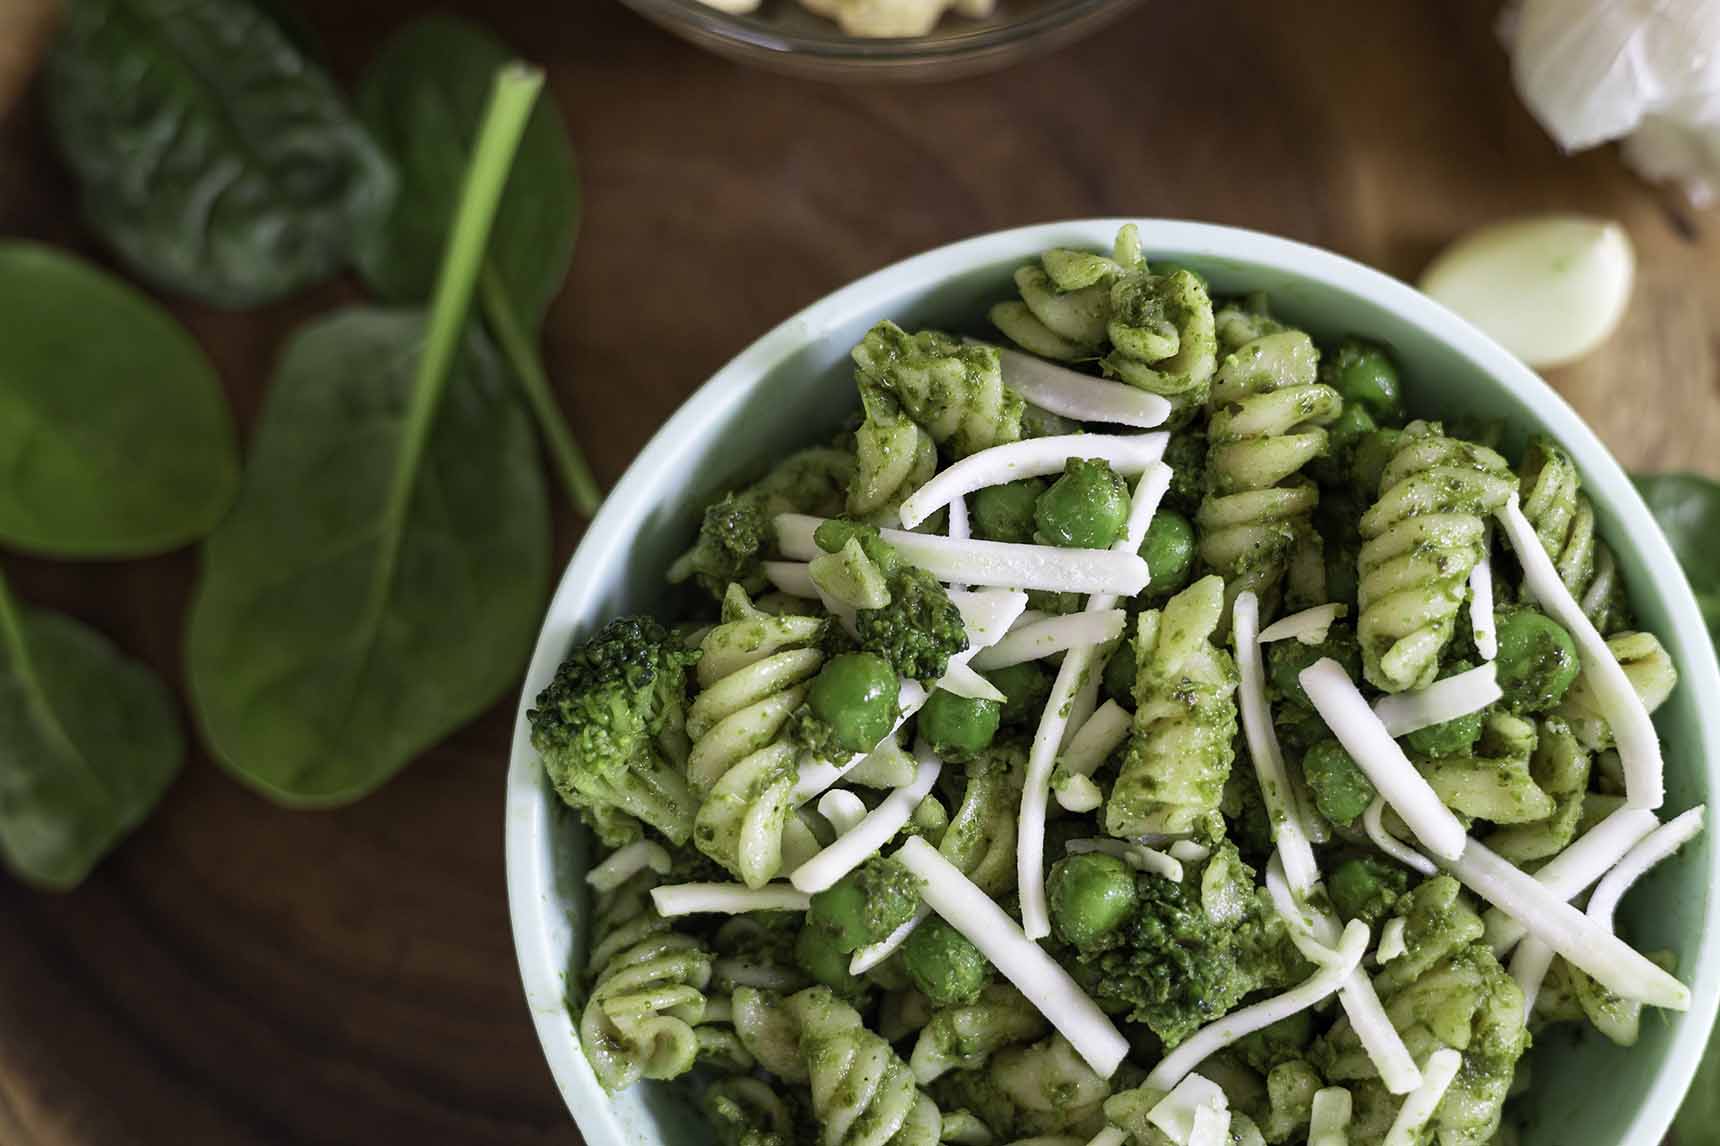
[790,750,942,893]
[651,883,811,916]
[899,433,1169,529]
[992,343,1174,428]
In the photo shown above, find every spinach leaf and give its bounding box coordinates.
[0,570,183,890]
[45,0,396,307]
[185,67,551,806]
[355,14,600,518]
[0,242,240,557]
[1635,472,1720,649]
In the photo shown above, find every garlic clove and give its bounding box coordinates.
[1419,215,1635,369]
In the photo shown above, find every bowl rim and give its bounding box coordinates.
[505,218,1720,1146]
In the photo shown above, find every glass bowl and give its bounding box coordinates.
[615,0,1144,80]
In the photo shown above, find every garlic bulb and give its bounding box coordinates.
[1504,0,1720,205]
[1420,216,1635,369]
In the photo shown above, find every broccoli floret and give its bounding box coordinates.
[789,704,849,763]
[1300,739,1377,827]
[1056,850,1309,1048]
[671,445,855,597]
[807,856,922,952]
[814,520,968,681]
[528,616,702,846]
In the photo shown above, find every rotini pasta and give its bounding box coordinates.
[938,744,1025,895]
[1197,327,1341,615]
[1518,437,1630,633]
[910,983,1050,1084]
[689,588,826,886]
[1357,421,1516,692]
[852,321,1024,460]
[705,1076,795,1146]
[851,380,940,523]
[791,985,944,1146]
[931,1035,1112,1142]
[1107,575,1240,837]
[1557,630,1678,751]
[1415,712,1555,825]
[1483,716,1591,863]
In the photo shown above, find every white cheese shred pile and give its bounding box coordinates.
[895,836,1129,1077]
[651,882,812,916]
[1019,464,1172,941]
[1235,592,1323,891]
[899,432,1169,529]
[1145,920,1369,1092]
[1483,806,1660,954]
[1469,544,1498,660]
[1371,662,1502,738]
[585,839,671,893]
[1439,834,1691,1009]
[1299,658,1468,861]
[970,609,1128,671]
[775,513,1150,596]
[1258,603,1347,645]
[992,344,1174,428]
[791,750,943,893]
[1382,1049,1464,1146]
[1498,494,1664,809]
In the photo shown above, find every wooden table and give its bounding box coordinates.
[0,1,1714,1142]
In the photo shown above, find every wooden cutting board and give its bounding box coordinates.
[0,1,1714,1143]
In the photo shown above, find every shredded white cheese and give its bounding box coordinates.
[1053,700,1133,813]
[895,836,1129,1078]
[849,904,932,976]
[1509,938,1556,1023]
[1308,1087,1353,1146]
[938,661,1009,702]
[1439,834,1690,1009]
[1149,1074,1229,1145]
[1299,659,1468,861]
[1145,920,1369,1092]
[1188,1105,1231,1146]
[1258,603,1348,646]
[1382,1049,1463,1146]
[1587,806,1706,929]
[1066,838,1183,882]
[1469,544,1498,660]
[1019,464,1173,941]
[791,751,943,893]
[775,513,1150,596]
[586,839,672,893]
[947,493,970,592]
[1483,806,1660,953]
[1498,495,1664,809]
[816,789,868,836]
[1235,592,1323,892]
[970,609,1128,671]
[1168,840,1212,864]
[762,560,819,600]
[651,882,811,916]
[1371,662,1503,738]
[899,433,1169,529]
[992,343,1174,429]
[947,588,1031,650]
[1377,917,1409,964]
[792,679,929,805]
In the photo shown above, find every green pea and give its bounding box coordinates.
[983,661,1053,726]
[1326,855,1409,926]
[1047,852,1137,950]
[1325,339,1405,425]
[1350,428,1402,496]
[972,478,1048,543]
[901,916,991,1006]
[795,922,855,988]
[1035,458,1130,549]
[1138,509,1195,599]
[1301,739,1376,827]
[809,652,899,753]
[808,857,921,952]
[1329,402,1378,451]
[1267,626,1362,709]
[919,688,1001,760]
[1403,707,1484,757]
[1494,608,1581,713]
[1103,641,1138,709]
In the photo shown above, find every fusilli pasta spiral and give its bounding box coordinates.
[791,985,944,1146]
[852,321,1024,460]
[938,745,1025,896]
[1483,715,1590,863]
[851,380,940,523]
[1197,327,1342,614]
[580,871,714,1092]
[1557,630,1678,750]
[705,1076,795,1146]
[1518,437,1630,633]
[1106,575,1239,837]
[1357,421,1515,693]
[909,983,1049,1084]
[1416,712,1554,824]
[689,588,826,886]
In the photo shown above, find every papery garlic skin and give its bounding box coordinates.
[1504,0,1720,205]
[1420,217,1636,369]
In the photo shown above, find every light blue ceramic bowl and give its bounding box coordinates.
[506,220,1720,1146]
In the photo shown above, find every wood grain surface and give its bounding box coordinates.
[0,2,1715,1143]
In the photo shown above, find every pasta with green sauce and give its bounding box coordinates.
[526,224,1701,1146]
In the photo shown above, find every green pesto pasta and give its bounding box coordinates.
[850,380,939,523]
[1197,325,1342,615]
[792,986,943,1146]
[1106,575,1239,837]
[1415,712,1554,825]
[909,982,1049,1084]
[852,321,1023,460]
[1557,629,1678,750]
[1357,421,1515,692]
[1518,437,1630,633]
[1483,715,1591,863]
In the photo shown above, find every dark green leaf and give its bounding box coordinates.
[184,311,550,805]
[1675,1029,1720,1144]
[1635,472,1720,649]
[354,13,578,323]
[0,572,183,890]
[45,0,396,306]
[185,68,551,806]
[0,242,240,557]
